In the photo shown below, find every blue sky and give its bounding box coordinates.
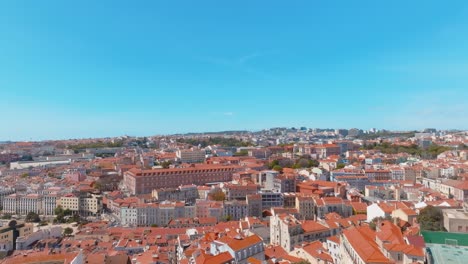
[1,1,467,140]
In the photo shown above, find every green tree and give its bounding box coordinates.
[209,189,226,201]
[272,165,283,172]
[278,159,294,168]
[63,227,73,236]
[93,181,103,191]
[1,213,12,220]
[296,158,310,168]
[417,205,445,231]
[54,206,74,224]
[63,208,72,216]
[268,160,280,169]
[25,212,41,223]
[308,159,319,167]
[336,163,346,169]
[54,206,64,216]
[161,161,172,169]
[233,150,248,156]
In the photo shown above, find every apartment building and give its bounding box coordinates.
[0,221,33,256]
[123,165,240,194]
[273,175,296,193]
[196,200,224,221]
[313,197,353,219]
[390,168,405,181]
[246,195,262,218]
[176,149,206,163]
[15,226,62,250]
[152,184,199,204]
[296,195,315,220]
[223,200,248,221]
[291,240,334,264]
[210,234,265,264]
[315,144,341,159]
[422,178,468,200]
[270,214,331,251]
[341,226,393,264]
[223,183,259,201]
[57,193,79,212]
[260,192,284,209]
[443,208,468,233]
[43,194,58,216]
[364,169,392,181]
[333,174,369,191]
[57,193,102,216]
[366,201,410,222]
[118,201,194,227]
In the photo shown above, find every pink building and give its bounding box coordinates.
[123,164,241,194]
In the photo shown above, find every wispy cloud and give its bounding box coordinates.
[237,52,264,65]
[383,62,468,77]
[209,111,235,117]
[196,51,276,77]
[384,90,468,130]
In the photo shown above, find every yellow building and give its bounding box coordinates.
[0,220,33,258]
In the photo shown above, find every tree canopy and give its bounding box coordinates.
[363,142,451,159]
[63,227,73,236]
[269,157,319,171]
[209,189,226,201]
[417,205,445,231]
[54,206,77,224]
[25,212,41,223]
[67,140,123,151]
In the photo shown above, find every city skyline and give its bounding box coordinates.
[0,126,459,143]
[1,1,468,140]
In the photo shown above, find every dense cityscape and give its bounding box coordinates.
[0,127,467,263]
[2,1,468,264]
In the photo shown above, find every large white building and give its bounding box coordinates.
[2,192,100,217]
[3,194,43,215]
[0,188,15,208]
[16,226,62,250]
[9,159,71,170]
[119,201,195,227]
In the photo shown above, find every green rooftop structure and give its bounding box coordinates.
[421,231,468,246]
[426,244,468,264]
[422,231,468,264]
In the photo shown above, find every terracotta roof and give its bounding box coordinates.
[302,221,329,233]
[218,234,263,251]
[301,240,333,262]
[342,226,393,263]
[264,245,288,260]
